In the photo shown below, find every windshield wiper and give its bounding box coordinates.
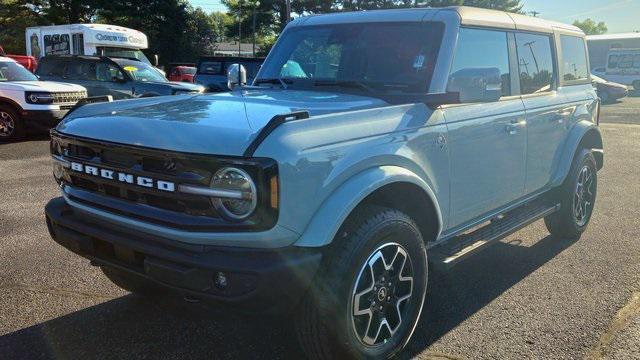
[254,78,291,89]
[313,80,376,93]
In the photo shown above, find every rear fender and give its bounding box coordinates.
[294,166,442,247]
[550,120,603,187]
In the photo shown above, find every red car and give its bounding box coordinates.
[167,65,196,83]
[0,46,38,72]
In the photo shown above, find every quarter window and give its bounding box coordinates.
[449,28,511,97]
[560,35,589,82]
[515,33,555,94]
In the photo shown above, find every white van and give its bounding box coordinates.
[592,48,640,88]
[25,24,155,66]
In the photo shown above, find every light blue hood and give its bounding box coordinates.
[57,89,388,156]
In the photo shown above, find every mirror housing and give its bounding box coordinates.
[447,67,502,103]
[153,54,159,67]
[227,63,247,90]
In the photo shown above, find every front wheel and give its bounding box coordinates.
[295,206,427,359]
[0,105,25,141]
[545,149,598,240]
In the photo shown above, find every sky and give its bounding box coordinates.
[188,0,640,34]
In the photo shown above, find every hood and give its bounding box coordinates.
[56,89,387,156]
[2,81,86,92]
[138,80,204,92]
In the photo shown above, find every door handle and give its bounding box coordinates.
[505,119,526,135]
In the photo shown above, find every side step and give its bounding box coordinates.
[431,200,560,269]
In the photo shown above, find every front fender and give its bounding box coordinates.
[550,120,603,187]
[294,165,443,247]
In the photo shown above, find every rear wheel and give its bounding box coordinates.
[295,206,427,359]
[545,149,598,240]
[0,105,25,141]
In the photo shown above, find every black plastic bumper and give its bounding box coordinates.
[45,197,322,312]
[21,109,68,130]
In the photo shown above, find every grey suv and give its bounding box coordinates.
[45,7,603,359]
[37,55,204,99]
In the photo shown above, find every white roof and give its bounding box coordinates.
[27,23,145,35]
[297,6,583,34]
[587,32,640,41]
[0,56,17,63]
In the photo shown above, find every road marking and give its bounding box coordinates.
[587,291,640,359]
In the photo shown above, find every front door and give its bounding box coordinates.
[443,27,527,229]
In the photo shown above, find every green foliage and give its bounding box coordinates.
[573,18,608,35]
[0,0,42,53]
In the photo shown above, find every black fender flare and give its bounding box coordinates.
[550,120,603,187]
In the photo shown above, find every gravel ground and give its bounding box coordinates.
[0,96,639,359]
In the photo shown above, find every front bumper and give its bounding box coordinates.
[20,109,68,130]
[45,197,322,312]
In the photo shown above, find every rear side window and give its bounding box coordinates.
[449,28,511,97]
[560,35,589,83]
[64,60,97,80]
[37,58,65,77]
[515,33,555,94]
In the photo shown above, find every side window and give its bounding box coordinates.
[515,33,555,94]
[38,58,65,77]
[449,28,511,97]
[96,62,124,82]
[64,60,96,80]
[560,35,589,82]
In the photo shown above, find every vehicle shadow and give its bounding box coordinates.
[0,233,577,359]
[0,133,49,145]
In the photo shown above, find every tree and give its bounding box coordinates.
[573,18,607,35]
[0,0,44,53]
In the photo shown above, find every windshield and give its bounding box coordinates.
[257,22,443,94]
[115,60,167,82]
[0,61,38,81]
[99,47,152,65]
[182,67,196,75]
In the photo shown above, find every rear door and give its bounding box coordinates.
[515,32,569,193]
[444,28,527,228]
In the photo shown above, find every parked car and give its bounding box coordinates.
[0,56,86,140]
[45,7,603,359]
[36,55,204,99]
[167,64,196,83]
[591,74,629,103]
[194,56,263,92]
[0,45,38,72]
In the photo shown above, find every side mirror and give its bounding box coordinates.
[153,54,159,67]
[227,63,247,90]
[447,67,502,103]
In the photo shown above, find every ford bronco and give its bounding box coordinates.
[45,7,603,359]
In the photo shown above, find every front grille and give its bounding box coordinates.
[53,91,87,105]
[51,132,278,231]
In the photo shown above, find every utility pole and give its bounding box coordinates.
[238,0,243,57]
[529,11,540,17]
[523,40,540,74]
[285,0,291,23]
[252,1,260,57]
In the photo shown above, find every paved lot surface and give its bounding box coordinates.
[0,96,639,359]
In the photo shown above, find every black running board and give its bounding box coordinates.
[431,200,560,269]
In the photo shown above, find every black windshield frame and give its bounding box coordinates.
[256,21,444,96]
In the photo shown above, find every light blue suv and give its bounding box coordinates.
[45,7,603,359]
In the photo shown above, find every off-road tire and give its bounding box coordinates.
[101,266,165,297]
[545,149,598,240]
[295,206,428,359]
[0,104,25,141]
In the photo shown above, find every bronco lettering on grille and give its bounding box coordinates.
[70,161,175,192]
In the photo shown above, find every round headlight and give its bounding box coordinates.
[211,167,257,220]
[29,94,40,103]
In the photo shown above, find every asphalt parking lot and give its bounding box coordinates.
[1,96,639,359]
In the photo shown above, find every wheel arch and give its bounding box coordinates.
[293,166,443,248]
[0,96,23,113]
[551,120,604,187]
